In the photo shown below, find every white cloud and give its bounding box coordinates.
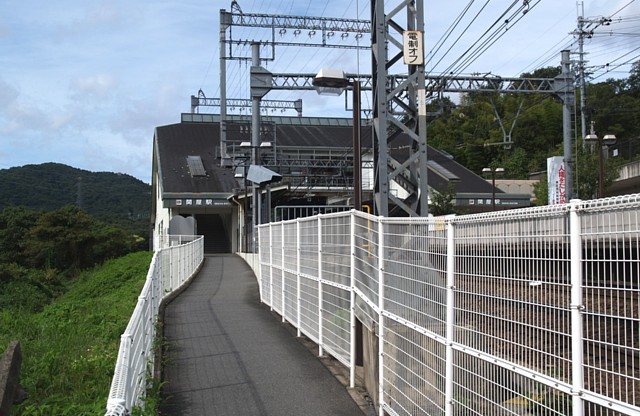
[72,74,116,97]
[0,78,18,110]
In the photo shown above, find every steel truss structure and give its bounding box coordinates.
[219,0,576,217]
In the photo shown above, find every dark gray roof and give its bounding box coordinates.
[155,123,237,194]
[275,124,373,148]
[155,118,498,195]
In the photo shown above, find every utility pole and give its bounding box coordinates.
[573,1,613,147]
[577,1,588,145]
[561,50,575,201]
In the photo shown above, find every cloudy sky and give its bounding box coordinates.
[1,0,638,184]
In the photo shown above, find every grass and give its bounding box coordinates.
[0,251,153,416]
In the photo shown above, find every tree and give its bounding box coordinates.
[429,183,458,216]
[0,206,42,267]
[24,206,134,274]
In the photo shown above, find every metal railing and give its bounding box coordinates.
[105,236,204,416]
[258,195,640,415]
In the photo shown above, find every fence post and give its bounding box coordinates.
[318,215,324,357]
[443,219,457,414]
[169,248,175,291]
[377,218,385,416]
[296,219,301,337]
[570,200,585,415]
[281,223,286,322]
[349,210,357,388]
[122,333,133,411]
[269,223,274,312]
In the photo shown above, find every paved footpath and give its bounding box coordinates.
[160,254,366,415]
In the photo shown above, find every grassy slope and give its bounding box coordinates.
[0,251,153,416]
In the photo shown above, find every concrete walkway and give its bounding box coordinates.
[160,254,366,415]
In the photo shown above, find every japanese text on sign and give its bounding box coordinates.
[403,30,424,65]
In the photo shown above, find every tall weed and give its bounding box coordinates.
[0,251,153,415]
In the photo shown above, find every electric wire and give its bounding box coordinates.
[425,0,487,72]
[439,1,542,77]
[425,1,478,72]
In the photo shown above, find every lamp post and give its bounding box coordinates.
[239,141,274,252]
[482,167,504,211]
[312,69,362,211]
[584,131,616,198]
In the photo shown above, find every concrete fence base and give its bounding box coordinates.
[0,341,25,416]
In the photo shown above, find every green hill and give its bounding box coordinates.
[0,163,150,236]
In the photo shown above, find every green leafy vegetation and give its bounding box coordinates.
[0,251,153,415]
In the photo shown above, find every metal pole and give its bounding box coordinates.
[252,42,261,249]
[416,0,429,217]
[577,3,588,149]
[492,174,496,211]
[244,167,249,253]
[353,81,362,211]
[598,143,604,198]
[372,0,389,216]
[220,9,230,165]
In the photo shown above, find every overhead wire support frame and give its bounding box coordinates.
[220,8,372,61]
[219,4,372,165]
[191,90,303,116]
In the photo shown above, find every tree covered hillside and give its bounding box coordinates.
[0,163,150,236]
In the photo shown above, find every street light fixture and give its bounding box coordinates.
[313,69,362,211]
[584,132,616,198]
[482,167,505,211]
[238,141,276,252]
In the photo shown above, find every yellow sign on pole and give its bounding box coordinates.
[403,30,424,65]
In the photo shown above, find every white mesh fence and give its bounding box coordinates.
[257,196,640,416]
[105,236,204,416]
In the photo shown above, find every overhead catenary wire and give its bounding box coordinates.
[436,0,543,77]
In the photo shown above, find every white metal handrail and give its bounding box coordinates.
[105,236,204,416]
[258,195,640,416]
